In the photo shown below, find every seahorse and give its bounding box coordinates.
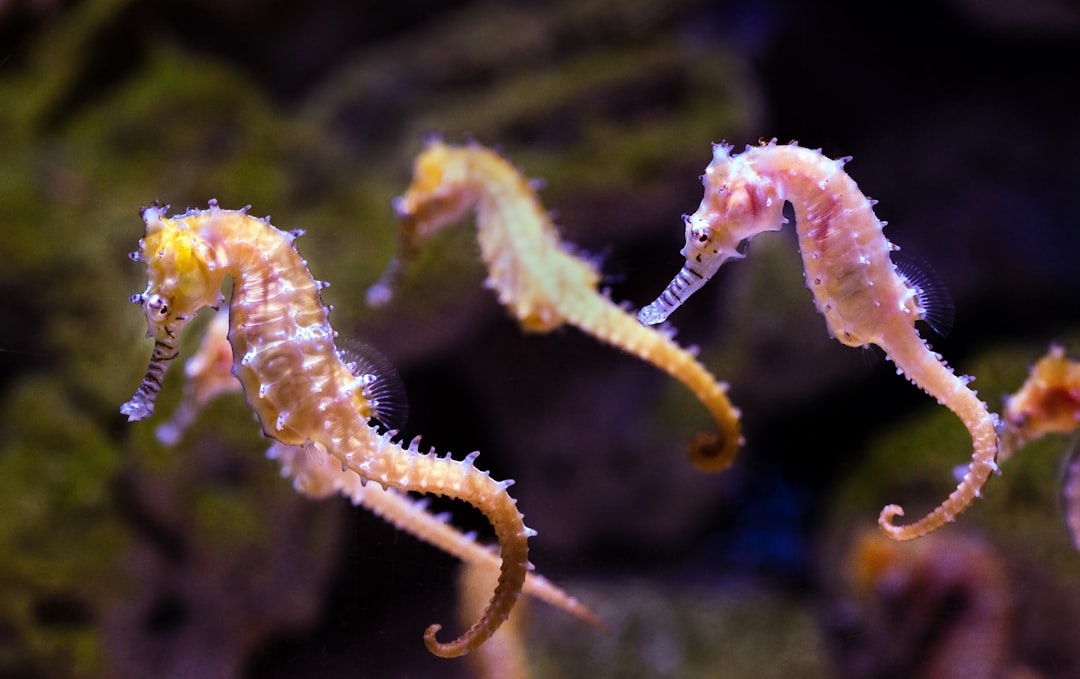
[366,139,743,472]
[637,141,1000,541]
[1000,343,1080,549]
[842,529,1015,679]
[1001,344,1080,457]
[158,307,599,626]
[121,201,533,657]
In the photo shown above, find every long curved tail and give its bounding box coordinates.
[348,433,533,658]
[877,335,1000,540]
[569,292,742,471]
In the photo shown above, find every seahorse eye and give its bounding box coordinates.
[693,227,710,244]
[146,294,169,317]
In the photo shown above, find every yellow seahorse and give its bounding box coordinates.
[1000,343,1080,549]
[158,307,599,627]
[366,139,743,472]
[122,201,531,657]
[638,140,1000,541]
[1001,344,1080,456]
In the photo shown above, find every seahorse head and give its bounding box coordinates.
[392,139,477,243]
[122,203,228,421]
[130,204,226,340]
[638,145,783,325]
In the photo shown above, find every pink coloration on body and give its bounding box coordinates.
[639,141,1000,541]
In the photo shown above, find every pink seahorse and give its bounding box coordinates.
[638,141,1000,541]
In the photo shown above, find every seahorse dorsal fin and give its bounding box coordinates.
[336,339,410,433]
[894,253,954,338]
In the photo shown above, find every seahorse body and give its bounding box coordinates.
[638,141,1000,541]
[121,202,532,657]
[158,307,599,626]
[367,140,743,471]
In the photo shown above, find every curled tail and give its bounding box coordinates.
[570,293,742,471]
[349,434,532,658]
[876,337,1001,540]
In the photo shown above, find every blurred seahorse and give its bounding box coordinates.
[637,140,1000,541]
[838,529,1019,679]
[158,307,599,627]
[121,201,532,657]
[366,139,743,472]
[1001,344,1080,455]
[1000,343,1080,549]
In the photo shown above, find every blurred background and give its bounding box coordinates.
[2,0,1080,677]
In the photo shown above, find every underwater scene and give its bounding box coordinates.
[2,1,1080,677]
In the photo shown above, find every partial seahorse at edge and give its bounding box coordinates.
[121,201,532,657]
[1001,343,1080,458]
[366,139,743,472]
[638,140,1001,541]
[158,307,600,627]
[1000,343,1080,549]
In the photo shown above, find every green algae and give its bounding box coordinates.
[0,9,382,676]
[0,377,125,678]
[0,0,775,674]
[528,579,826,679]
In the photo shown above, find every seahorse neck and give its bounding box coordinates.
[745,145,865,217]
